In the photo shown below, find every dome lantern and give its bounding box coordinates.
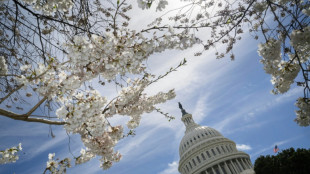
[179,102,200,133]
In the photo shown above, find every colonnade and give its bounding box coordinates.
[203,158,253,174]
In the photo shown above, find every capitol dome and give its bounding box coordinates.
[178,103,255,174]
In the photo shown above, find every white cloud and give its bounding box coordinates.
[158,161,179,174]
[236,144,252,151]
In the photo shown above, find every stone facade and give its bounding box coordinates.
[178,113,255,174]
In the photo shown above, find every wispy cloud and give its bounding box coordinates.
[158,161,179,174]
[213,86,301,133]
[236,144,252,151]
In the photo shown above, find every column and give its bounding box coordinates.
[246,159,253,168]
[231,160,239,173]
[212,167,216,174]
[218,164,224,174]
[242,158,250,169]
[224,162,232,174]
[236,158,243,171]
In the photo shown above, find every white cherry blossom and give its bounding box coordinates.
[0,56,7,75]
[0,143,22,164]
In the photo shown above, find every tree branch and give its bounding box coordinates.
[0,84,24,104]
[25,96,47,116]
[0,108,66,125]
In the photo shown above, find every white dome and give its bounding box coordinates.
[178,112,255,174]
[179,125,222,157]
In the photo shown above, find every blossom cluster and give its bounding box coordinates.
[16,62,81,99]
[258,39,300,94]
[14,27,188,168]
[104,78,176,129]
[55,78,175,169]
[303,7,310,16]
[66,30,197,81]
[295,97,310,126]
[290,26,310,63]
[0,143,22,164]
[21,0,73,15]
[137,0,168,11]
[55,90,122,169]
[45,153,71,174]
[0,56,7,75]
[9,0,196,169]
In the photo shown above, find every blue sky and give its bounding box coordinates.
[1,1,310,174]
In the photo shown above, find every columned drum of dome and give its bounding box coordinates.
[177,103,255,174]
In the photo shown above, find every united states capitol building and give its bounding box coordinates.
[178,103,255,174]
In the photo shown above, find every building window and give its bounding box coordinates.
[230,145,233,151]
[205,132,208,136]
[197,156,201,163]
[186,165,189,172]
[189,162,192,169]
[211,149,216,156]
[194,137,196,141]
[198,135,200,138]
[201,133,204,137]
[192,159,196,166]
[190,139,192,143]
[226,146,230,152]
[187,142,189,145]
[206,151,211,158]
[221,146,226,153]
[201,153,206,160]
[216,147,221,154]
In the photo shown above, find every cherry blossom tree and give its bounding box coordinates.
[0,0,309,172]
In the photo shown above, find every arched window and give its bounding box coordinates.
[206,151,211,158]
[189,162,192,169]
[192,159,196,166]
[211,149,216,156]
[201,153,206,160]
[221,146,226,153]
[226,146,230,152]
[216,147,221,154]
[197,156,201,163]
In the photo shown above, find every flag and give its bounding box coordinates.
[274,145,279,153]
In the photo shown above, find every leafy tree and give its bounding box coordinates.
[0,0,309,172]
[254,148,310,174]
